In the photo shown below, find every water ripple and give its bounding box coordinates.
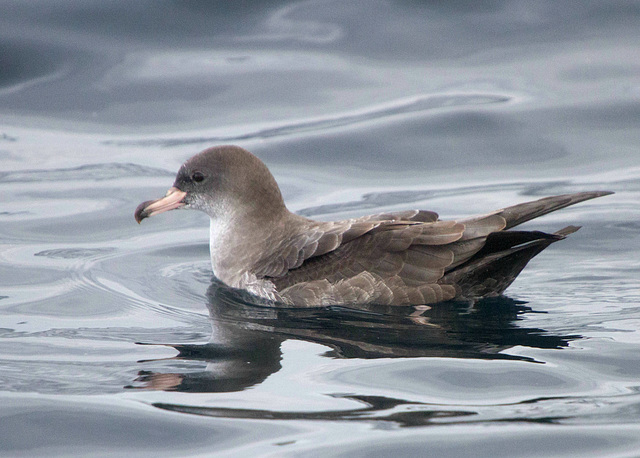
[103,92,512,147]
[34,248,117,259]
[0,163,172,183]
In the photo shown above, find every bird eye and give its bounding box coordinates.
[191,171,205,183]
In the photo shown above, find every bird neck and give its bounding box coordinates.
[207,205,295,287]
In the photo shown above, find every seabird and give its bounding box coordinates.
[135,145,612,306]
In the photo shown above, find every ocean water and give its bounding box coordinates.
[1,1,640,456]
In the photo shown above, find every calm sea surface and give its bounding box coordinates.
[1,1,640,456]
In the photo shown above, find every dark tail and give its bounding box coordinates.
[440,225,579,299]
[495,191,613,230]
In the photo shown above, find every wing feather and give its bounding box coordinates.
[250,191,611,305]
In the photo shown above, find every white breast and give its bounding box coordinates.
[209,217,280,302]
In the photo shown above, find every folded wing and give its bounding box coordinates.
[257,191,611,306]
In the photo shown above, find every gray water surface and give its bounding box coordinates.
[1,1,640,456]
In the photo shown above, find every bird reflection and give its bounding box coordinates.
[128,280,580,395]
